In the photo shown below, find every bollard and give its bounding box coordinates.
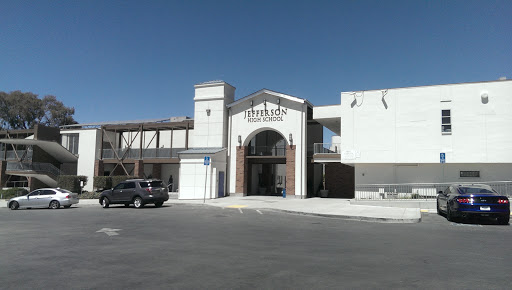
[282,188,286,198]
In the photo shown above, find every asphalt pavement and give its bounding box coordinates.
[1,205,510,289]
[44,196,423,223]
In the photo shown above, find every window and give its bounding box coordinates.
[42,189,56,195]
[63,133,79,154]
[441,110,451,134]
[460,171,480,178]
[124,182,136,189]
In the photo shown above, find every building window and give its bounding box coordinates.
[63,133,79,154]
[460,171,480,178]
[441,110,451,134]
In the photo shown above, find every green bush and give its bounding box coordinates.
[78,191,101,199]
[57,175,88,193]
[111,176,134,187]
[93,176,134,191]
[93,176,112,190]
[0,188,29,200]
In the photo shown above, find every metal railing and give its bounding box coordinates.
[0,150,33,160]
[248,145,286,156]
[6,162,63,178]
[313,143,340,154]
[102,148,185,159]
[355,181,512,200]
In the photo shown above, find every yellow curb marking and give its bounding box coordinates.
[226,205,247,208]
[420,209,429,213]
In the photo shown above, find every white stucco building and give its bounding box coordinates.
[1,79,511,199]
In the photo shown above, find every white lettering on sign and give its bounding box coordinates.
[244,107,287,123]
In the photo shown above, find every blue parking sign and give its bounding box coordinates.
[204,156,210,166]
[440,153,445,163]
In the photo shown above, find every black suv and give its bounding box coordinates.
[99,179,169,208]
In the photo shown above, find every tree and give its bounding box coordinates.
[0,91,77,129]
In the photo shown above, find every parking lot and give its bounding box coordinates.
[1,204,511,289]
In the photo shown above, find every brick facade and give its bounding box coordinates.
[94,160,104,176]
[235,146,249,194]
[325,163,355,198]
[0,161,7,187]
[285,145,296,195]
[134,160,144,178]
[152,163,162,179]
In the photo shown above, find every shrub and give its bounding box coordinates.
[57,175,88,193]
[93,176,134,191]
[0,188,29,200]
[78,191,101,199]
[111,176,134,187]
[93,176,112,190]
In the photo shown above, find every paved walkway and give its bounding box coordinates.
[2,196,421,223]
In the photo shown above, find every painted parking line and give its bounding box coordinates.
[420,209,429,213]
[226,205,247,208]
[238,208,243,214]
[256,210,263,215]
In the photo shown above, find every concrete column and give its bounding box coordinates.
[235,146,248,195]
[285,145,296,196]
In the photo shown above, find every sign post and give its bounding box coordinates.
[203,156,210,203]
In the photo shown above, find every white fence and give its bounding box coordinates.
[355,182,512,200]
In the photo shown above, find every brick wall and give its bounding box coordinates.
[94,160,104,176]
[285,145,296,195]
[235,146,248,194]
[325,163,355,198]
[134,160,144,178]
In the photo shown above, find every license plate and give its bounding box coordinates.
[480,206,491,211]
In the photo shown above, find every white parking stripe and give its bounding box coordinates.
[238,208,243,214]
[256,210,263,215]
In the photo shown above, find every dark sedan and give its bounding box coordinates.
[437,184,510,224]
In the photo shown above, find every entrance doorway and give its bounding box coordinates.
[246,130,287,196]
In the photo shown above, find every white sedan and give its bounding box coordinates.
[8,188,79,210]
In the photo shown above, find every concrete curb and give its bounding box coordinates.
[258,208,422,223]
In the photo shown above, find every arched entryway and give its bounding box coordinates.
[236,129,295,196]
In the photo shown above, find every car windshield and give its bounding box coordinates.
[140,181,163,188]
[459,187,495,194]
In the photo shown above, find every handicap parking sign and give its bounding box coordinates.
[204,156,210,166]
[440,153,445,163]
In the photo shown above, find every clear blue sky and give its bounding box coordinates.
[1,0,511,127]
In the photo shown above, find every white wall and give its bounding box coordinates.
[61,128,100,192]
[192,82,235,148]
[356,163,512,184]
[227,92,309,197]
[179,150,227,199]
[340,80,512,164]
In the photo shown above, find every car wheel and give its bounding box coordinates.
[447,205,454,222]
[101,197,110,208]
[9,201,19,210]
[133,196,144,208]
[155,201,163,208]
[49,200,60,209]
[497,215,510,225]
